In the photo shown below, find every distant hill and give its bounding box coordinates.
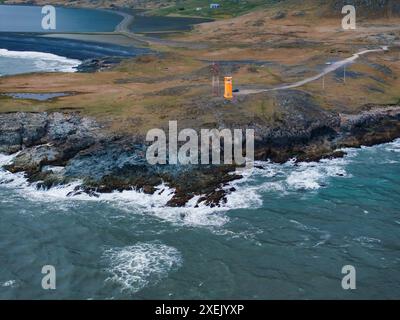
[327,0,400,17]
[3,0,400,19]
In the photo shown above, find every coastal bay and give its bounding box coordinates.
[0,1,399,300]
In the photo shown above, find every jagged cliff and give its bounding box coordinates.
[1,99,399,207]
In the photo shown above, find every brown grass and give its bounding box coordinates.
[1,8,399,134]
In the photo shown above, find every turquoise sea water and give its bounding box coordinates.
[0,140,399,299]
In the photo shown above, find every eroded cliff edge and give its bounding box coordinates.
[0,92,399,207]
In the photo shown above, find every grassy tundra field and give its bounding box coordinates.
[0,1,399,136]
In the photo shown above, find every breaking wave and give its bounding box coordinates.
[1,280,18,288]
[385,138,400,153]
[0,148,354,228]
[234,152,351,195]
[0,48,81,75]
[102,242,182,293]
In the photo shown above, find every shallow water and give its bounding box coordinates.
[0,140,399,299]
[0,92,70,101]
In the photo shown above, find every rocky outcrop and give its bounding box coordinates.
[0,112,104,154]
[339,106,400,147]
[0,104,399,207]
[77,57,125,73]
[0,112,241,206]
[252,90,341,163]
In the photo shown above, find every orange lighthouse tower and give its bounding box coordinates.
[224,77,233,100]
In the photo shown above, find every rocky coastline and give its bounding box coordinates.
[0,98,399,207]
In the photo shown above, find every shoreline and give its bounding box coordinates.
[112,9,135,33]
[0,104,399,207]
[1,136,398,207]
[41,32,148,47]
[0,32,151,75]
[0,3,211,48]
[1,4,399,207]
[0,4,146,47]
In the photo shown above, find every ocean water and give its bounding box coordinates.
[0,5,122,32]
[0,34,149,76]
[0,5,210,34]
[0,4,205,76]
[0,2,399,301]
[0,140,399,299]
[0,5,136,76]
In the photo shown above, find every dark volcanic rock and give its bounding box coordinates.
[77,57,124,73]
[0,104,399,207]
[2,112,106,174]
[5,145,60,175]
[339,106,400,148]
[0,112,243,207]
[252,90,341,163]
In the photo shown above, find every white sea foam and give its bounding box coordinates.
[0,160,232,227]
[0,144,363,230]
[0,153,29,188]
[1,280,18,288]
[386,138,400,153]
[97,186,234,228]
[0,152,248,227]
[0,153,18,166]
[103,242,182,293]
[233,154,350,197]
[0,48,81,74]
[284,157,348,191]
[353,236,382,249]
[0,150,351,228]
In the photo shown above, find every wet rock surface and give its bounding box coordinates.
[77,57,125,73]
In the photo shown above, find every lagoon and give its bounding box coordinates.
[0,4,123,33]
[0,5,211,34]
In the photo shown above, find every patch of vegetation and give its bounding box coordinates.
[247,66,259,73]
[265,67,283,83]
[150,0,281,19]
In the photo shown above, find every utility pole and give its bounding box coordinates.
[344,65,346,83]
[211,62,220,96]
